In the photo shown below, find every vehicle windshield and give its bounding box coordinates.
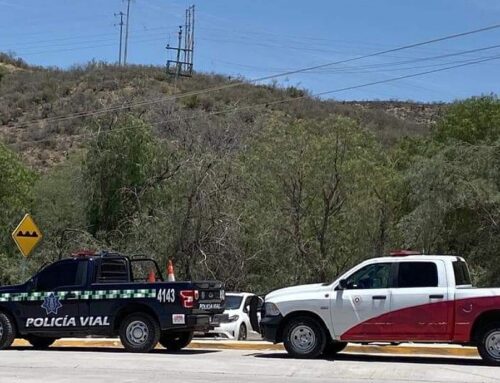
[225,295,243,310]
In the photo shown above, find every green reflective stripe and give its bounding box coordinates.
[0,288,158,302]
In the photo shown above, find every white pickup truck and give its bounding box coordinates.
[260,251,500,364]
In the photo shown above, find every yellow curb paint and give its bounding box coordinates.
[344,345,479,358]
[12,339,479,357]
[188,341,283,351]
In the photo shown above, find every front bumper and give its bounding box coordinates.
[213,321,239,339]
[260,315,283,343]
[209,321,239,339]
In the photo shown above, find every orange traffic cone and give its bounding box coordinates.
[167,260,175,282]
[147,270,156,283]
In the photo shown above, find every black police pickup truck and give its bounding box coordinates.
[0,251,225,353]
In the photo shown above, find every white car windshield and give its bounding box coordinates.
[225,295,243,310]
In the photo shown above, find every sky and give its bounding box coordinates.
[1,0,500,102]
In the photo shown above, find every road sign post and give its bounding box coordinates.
[11,213,43,258]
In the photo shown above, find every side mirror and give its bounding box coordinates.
[336,279,348,291]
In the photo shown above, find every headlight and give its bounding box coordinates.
[227,315,239,323]
[264,302,281,316]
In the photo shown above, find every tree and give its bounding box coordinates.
[240,114,392,288]
[395,96,500,286]
[32,154,98,263]
[83,116,173,239]
[434,95,500,144]
[0,142,35,284]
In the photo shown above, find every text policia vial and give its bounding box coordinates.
[26,316,110,328]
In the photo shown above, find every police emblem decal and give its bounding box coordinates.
[41,293,63,315]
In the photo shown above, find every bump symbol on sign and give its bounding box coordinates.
[16,231,39,238]
[11,214,43,257]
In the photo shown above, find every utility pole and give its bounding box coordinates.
[184,8,190,65]
[175,26,183,80]
[166,5,195,78]
[123,0,132,65]
[191,5,195,69]
[115,11,125,65]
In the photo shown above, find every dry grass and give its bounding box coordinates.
[0,56,443,170]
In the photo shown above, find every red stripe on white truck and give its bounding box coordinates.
[340,295,500,343]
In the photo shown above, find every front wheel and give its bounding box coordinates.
[238,323,247,341]
[160,331,194,351]
[477,322,500,365]
[0,313,16,350]
[26,336,57,349]
[119,313,160,353]
[283,316,326,359]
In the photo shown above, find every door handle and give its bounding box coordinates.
[66,293,78,300]
[372,295,387,300]
[429,294,444,299]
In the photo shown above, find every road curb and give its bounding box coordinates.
[12,338,479,357]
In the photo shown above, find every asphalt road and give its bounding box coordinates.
[0,347,498,383]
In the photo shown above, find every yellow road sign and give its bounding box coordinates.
[11,214,43,257]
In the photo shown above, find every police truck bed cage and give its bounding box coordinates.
[71,250,165,283]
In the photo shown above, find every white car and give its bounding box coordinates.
[211,292,260,340]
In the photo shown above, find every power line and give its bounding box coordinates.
[3,22,500,129]
[4,21,493,62]
[315,54,500,98]
[315,43,500,74]
[15,36,167,57]
[209,42,500,76]
[240,23,500,84]
[10,31,170,55]
[152,54,500,125]
[9,52,500,148]
[2,26,171,48]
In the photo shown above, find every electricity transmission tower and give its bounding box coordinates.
[115,11,125,65]
[166,5,195,79]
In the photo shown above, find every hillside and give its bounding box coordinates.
[1,53,500,292]
[0,54,444,170]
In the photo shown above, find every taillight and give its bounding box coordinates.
[180,290,198,308]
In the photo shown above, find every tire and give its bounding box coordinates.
[119,313,160,353]
[283,316,326,359]
[26,336,57,349]
[0,313,16,350]
[477,322,500,366]
[160,331,194,351]
[323,341,347,356]
[238,323,247,341]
